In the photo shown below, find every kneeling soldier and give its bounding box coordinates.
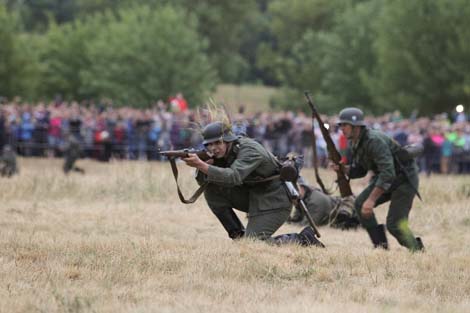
[182,121,323,247]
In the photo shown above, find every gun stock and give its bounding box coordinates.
[304,92,353,197]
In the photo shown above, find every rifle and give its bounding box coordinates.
[159,148,213,204]
[304,92,353,197]
[159,148,212,161]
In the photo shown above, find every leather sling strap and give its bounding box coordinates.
[169,158,208,204]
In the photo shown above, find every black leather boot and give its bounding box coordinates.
[366,224,388,249]
[299,226,325,248]
[211,207,245,240]
[415,237,425,252]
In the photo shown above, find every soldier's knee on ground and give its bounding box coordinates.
[271,227,325,247]
[245,229,272,241]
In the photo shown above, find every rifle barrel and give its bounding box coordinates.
[159,149,211,161]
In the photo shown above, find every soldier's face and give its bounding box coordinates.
[340,124,361,141]
[205,140,228,159]
[339,123,354,139]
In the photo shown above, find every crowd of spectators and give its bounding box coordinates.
[1,96,469,174]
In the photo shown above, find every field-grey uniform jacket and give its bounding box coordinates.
[349,128,419,192]
[301,186,335,225]
[201,136,291,217]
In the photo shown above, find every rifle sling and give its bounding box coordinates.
[169,158,208,204]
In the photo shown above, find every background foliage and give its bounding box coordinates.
[1,0,470,114]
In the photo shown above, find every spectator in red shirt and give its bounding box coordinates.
[169,92,188,113]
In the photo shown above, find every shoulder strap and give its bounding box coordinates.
[168,158,207,204]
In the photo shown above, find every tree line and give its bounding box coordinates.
[1,0,469,114]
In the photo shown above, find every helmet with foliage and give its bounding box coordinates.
[337,107,366,126]
[202,121,237,145]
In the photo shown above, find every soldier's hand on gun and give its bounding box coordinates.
[183,153,213,173]
[328,161,350,174]
[328,161,340,171]
[361,199,375,219]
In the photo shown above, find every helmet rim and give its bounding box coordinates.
[337,107,366,126]
[202,121,237,145]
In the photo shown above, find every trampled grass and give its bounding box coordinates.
[0,158,469,313]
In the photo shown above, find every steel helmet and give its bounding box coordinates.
[202,121,238,145]
[337,107,366,126]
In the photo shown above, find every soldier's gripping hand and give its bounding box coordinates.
[328,161,350,174]
[361,199,375,219]
[183,153,213,174]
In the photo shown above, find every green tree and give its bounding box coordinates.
[4,0,77,32]
[0,4,39,99]
[270,0,379,113]
[5,0,263,84]
[80,5,216,106]
[106,0,258,83]
[318,0,382,113]
[258,0,348,86]
[370,0,470,114]
[38,13,108,100]
[182,0,258,83]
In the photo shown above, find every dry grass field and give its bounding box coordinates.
[1,158,469,313]
[211,84,277,114]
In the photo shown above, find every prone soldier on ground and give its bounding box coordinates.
[288,176,360,230]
